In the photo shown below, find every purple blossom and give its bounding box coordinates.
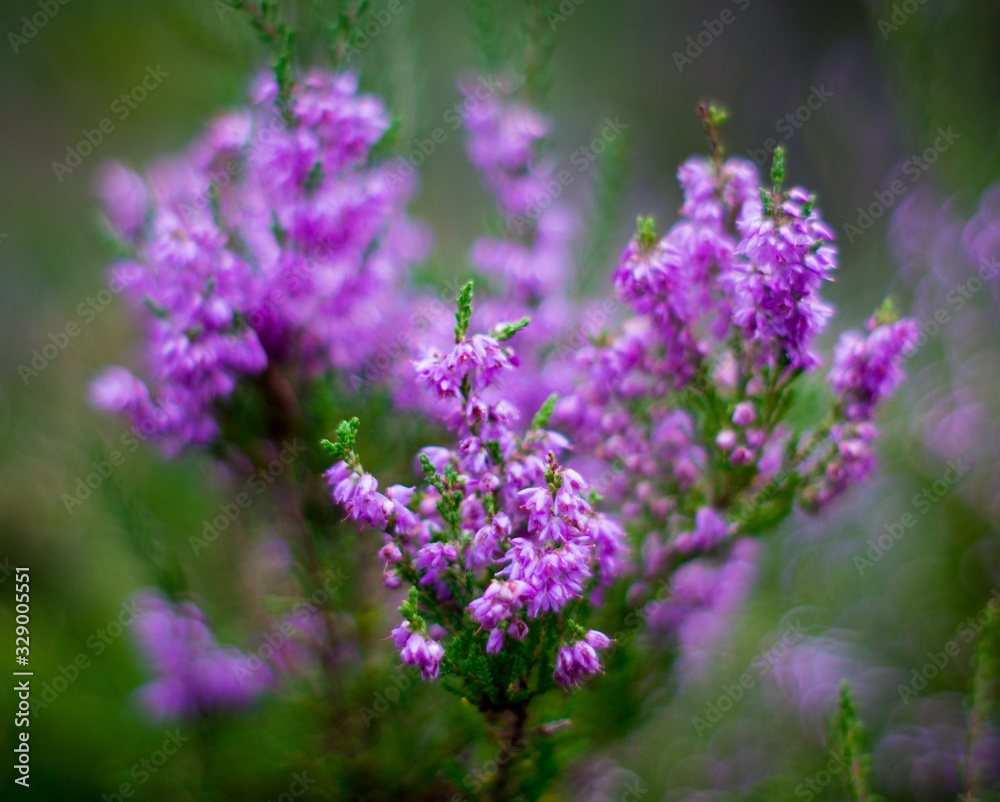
[396,628,445,681]
[732,401,757,426]
[730,187,838,370]
[553,630,613,688]
[131,592,271,720]
[468,579,533,630]
[325,462,391,530]
[415,542,459,586]
[332,311,628,679]
[500,539,593,617]
[674,507,730,553]
[92,69,429,453]
[828,318,920,421]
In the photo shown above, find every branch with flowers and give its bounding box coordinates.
[82,2,941,798]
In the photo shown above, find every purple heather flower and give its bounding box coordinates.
[553,630,612,688]
[131,592,271,720]
[92,69,429,454]
[802,422,879,510]
[586,514,630,583]
[647,539,761,679]
[333,316,628,681]
[730,187,838,370]
[326,463,391,530]
[509,540,592,617]
[678,155,760,226]
[715,429,737,451]
[415,541,459,586]
[398,630,445,681]
[732,402,757,426]
[674,507,730,554]
[468,579,533,631]
[828,318,920,421]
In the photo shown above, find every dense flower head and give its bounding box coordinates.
[552,133,922,675]
[131,591,271,720]
[828,317,920,421]
[730,187,838,370]
[92,70,428,453]
[329,304,628,692]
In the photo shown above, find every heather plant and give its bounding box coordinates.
[324,282,628,794]
[79,2,965,800]
[554,110,919,669]
[317,128,924,797]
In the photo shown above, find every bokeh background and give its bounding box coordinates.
[1,0,999,799]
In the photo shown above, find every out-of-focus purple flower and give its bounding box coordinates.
[674,508,730,554]
[131,591,271,720]
[874,695,980,802]
[95,162,149,241]
[801,423,880,511]
[647,539,761,680]
[828,318,920,421]
[91,70,429,454]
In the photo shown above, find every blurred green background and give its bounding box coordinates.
[1,0,999,799]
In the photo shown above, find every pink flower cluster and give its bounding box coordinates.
[92,71,428,453]
[131,592,272,720]
[327,303,625,687]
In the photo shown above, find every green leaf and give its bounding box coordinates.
[454,280,475,343]
[531,393,559,430]
[770,145,785,193]
[322,417,361,462]
[494,317,531,342]
[636,215,657,253]
[837,681,883,802]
